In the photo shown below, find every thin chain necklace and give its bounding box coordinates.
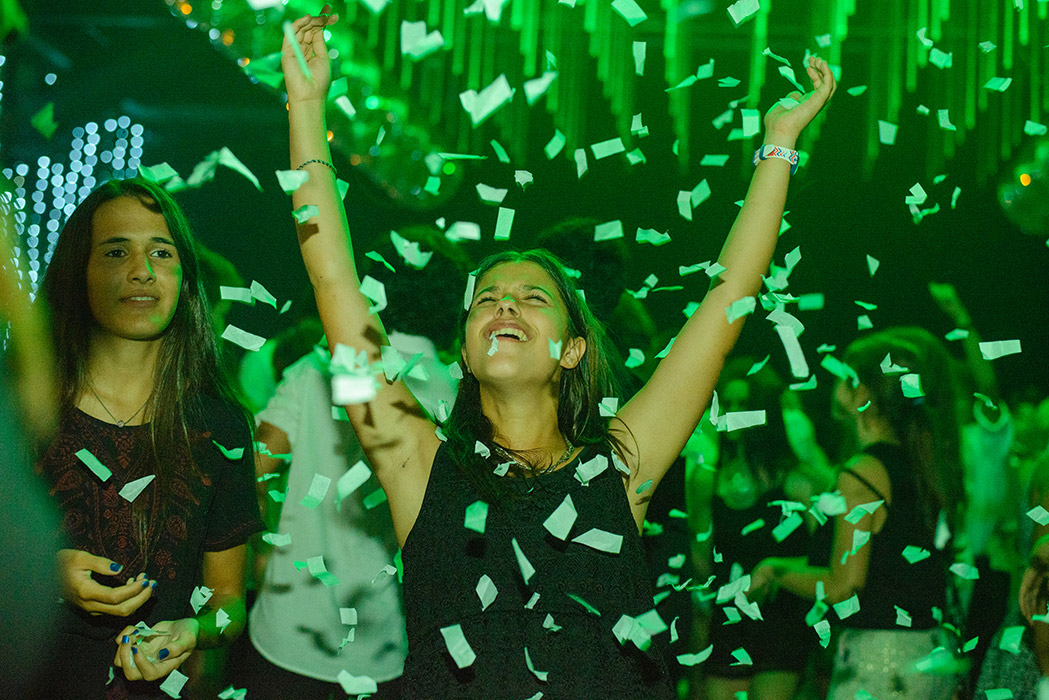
[495,437,575,475]
[87,382,151,427]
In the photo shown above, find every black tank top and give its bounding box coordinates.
[842,442,947,630]
[400,443,674,698]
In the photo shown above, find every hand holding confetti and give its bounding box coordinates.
[281,4,339,105]
[112,618,199,682]
[763,55,837,149]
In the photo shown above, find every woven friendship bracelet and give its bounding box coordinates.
[296,159,338,177]
[752,144,800,175]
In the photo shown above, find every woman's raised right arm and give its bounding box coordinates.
[283,8,439,543]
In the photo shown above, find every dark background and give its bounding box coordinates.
[3,0,1047,452]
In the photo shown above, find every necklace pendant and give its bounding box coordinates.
[117,420,125,427]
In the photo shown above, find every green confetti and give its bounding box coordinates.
[962,636,979,653]
[902,545,931,563]
[844,500,883,523]
[75,448,112,482]
[746,355,771,376]
[212,440,245,460]
[489,140,510,163]
[999,626,1024,654]
[983,77,1013,92]
[729,647,753,666]
[740,519,765,536]
[846,85,868,96]
[832,594,861,620]
[464,500,489,534]
[900,373,924,398]
[676,644,713,666]
[31,103,58,139]
[566,592,601,616]
[950,562,980,580]
[771,512,803,542]
[726,296,757,324]
[985,690,1014,700]
[292,204,319,223]
[1027,506,1049,526]
[635,479,653,494]
[365,250,396,273]
[512,538,536,585]
[362,488,388,510]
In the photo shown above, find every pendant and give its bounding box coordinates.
[117,420,125,427]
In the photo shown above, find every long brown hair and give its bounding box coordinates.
[842,327,962,536]
[41,178,248,492]
[443,249,625,501]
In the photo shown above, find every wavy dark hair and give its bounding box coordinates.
[41,178,249,495]
[443,249,625,501]
[842,327,962,537]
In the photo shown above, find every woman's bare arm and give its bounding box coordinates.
[616,57,837,527]
[283,8,439,544]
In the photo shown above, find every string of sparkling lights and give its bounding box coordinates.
[2,116,144,295]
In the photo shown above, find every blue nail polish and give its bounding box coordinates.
[158,648,169,661]
[151,581,158,590]
[121,635,129,644]
[110,563,122,572]
[142,579,149,588]
[131,647,138,655]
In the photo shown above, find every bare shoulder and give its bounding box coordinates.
[838,453,892,505]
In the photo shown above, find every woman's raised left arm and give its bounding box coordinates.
[615,56,836,526]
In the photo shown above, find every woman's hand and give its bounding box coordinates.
[281,4,338,104]
[763,55,837,148]
[57,549,155,616]
[113,617,199,682]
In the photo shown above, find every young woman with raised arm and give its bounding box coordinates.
[285,7,834,695]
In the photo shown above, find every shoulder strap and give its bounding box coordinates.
[840,468,891,510]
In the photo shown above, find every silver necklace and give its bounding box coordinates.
[495,438,575,474]
[87,382,151,427]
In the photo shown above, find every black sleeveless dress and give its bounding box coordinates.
[840,442,947,630]
[400,443,675,699]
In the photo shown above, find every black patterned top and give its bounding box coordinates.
[400,443,674,699]
[35,396,263,700]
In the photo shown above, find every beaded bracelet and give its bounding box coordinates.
[296,159,338,177]
[752,144,800,175]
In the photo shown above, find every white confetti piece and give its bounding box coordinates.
[543,494,578,540]
[727,0,760,25]
[336,461,372,504]
[221,324,266,352]
[275,169,309,193]
[572,528,623,554]
[441,624,476,668]
[512,538,536,584]
[476,574,498,611]
[979,340,1021,360]
[337,670,378,695]
[159,669,189,698]
[119,475,155,503]
[611,0,647,25]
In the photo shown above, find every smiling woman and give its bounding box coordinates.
[285,6,835,696]
[32,178,263,699]
[86,196,183,345]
